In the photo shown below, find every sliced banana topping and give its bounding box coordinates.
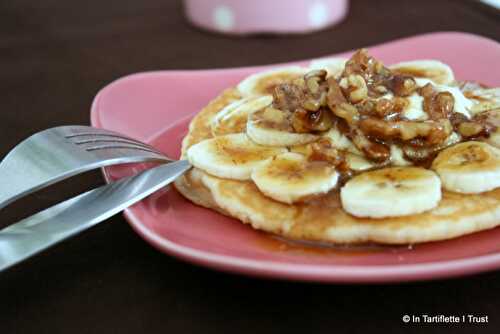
[481,109,499,148]
[344,153,376,171]
[247,107,318,146]
[251,152,338,204]
[309,58,348,79]
[390,145,412,166]
[237,66,308,97]
[486,131,500,149]
[465,87,500,115]
[187,133,287,180]
[432,141,500,194]
[340,167,442,218]
[390,60,455,85]
[211,95,272,136]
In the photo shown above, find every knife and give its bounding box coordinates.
[0,160,191,272]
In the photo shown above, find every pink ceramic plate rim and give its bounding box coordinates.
[91,31,500,283]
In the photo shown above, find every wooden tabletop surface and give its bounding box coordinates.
[1,0,499,333]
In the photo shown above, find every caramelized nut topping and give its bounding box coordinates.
[358,118,451,145]
[350,128,391,162]
[375,85,388,94]
[309,138,342,165]
[304,69,327,94]
[268,49,496,168]
[458,122,483,137]
[374,98,394,117]
[332,103,359,125]
[273,84,305,112]
[346,74,368,103]
[419,83,455,121]
[463,109,499,138]
[290,109,310,133]
[326,77,347,106]
[390,75,417,97]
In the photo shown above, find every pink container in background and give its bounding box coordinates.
[183,0,349,35]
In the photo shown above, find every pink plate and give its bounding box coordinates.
[91,32,500,283]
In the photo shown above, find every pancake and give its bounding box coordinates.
[174,87,500,244]
[174,50,500,244]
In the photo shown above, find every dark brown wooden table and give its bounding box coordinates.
[1,1,499,333]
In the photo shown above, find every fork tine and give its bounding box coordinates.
[64,132,139,140]
[60,126,165,154]
[64,130,141,142]
[71,137,159,151]
[59,125,146,143]
[0,125,173,210]
[82,141,164,155]
[84,145,165,155]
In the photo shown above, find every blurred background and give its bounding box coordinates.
[1,1,498,145]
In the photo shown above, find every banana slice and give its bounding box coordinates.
[390,145,412,166]
[340,167,441,218]
[309,58,348,79]
[289,143,313,156]
[211,95,273,136]
[466,87,500,115]
[251,152,338,204]
[432,141,500,194]
[344,153,376,171]
[486,131,500,149]
[247,107,318,146]
[237,66,308,97]
[187,133,287,180]
[390,60,454,85]
[483,109,500,148]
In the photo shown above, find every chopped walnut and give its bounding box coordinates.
[290,109,309,133]
[291,108,334,133]
[309,138,343,165]
[375,85,388,94]
[309,109,334,131]
[274,70,334,133]
[401,145,436,163]
[458,122,483,137]
[304,69,327,94]
[326,77,347,107]
[273,83,305,112]
[331,102,359,125]
[350,128,390,162]
[374,98,394,117]
[358,118,452,145]
[419,83,455,120]
[390,75,417,97]
[460,109,499,138]
[346,74,368,103]
[342,49,393,97]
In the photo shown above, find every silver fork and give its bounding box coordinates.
[0,125,172,210]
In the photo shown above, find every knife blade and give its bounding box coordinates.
[0,160,191,272]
